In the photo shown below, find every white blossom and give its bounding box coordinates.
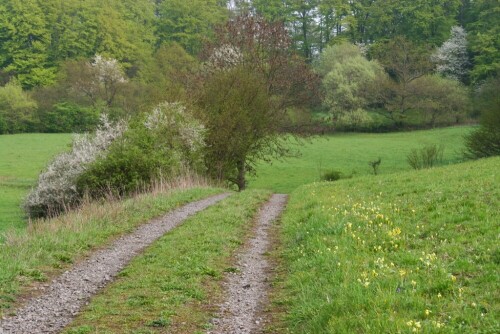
[91,54,127,84]
[207,44,243,70]
[24,115,127,218]
[432,26,470,81]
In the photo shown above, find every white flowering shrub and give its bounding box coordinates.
[76,102,206,198]
[206,44,243,70]
[91,54,127,85]
[145,102,206,161]
[432,26,470,81]
[23,115,127,218]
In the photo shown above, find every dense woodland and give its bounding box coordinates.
[0,0,498,133]
[0,0,498,216]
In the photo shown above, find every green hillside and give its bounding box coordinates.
[249,126,473,193]
[272,157,499,333]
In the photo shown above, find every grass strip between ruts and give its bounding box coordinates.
[64,189,271,334]
[269,157,499,334]
[0,187,224,317]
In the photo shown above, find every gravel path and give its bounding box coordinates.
[208,194,288,334]
[0,193,230,334]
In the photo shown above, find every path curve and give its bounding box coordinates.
[0,193,230,334]
[208,194,288,334]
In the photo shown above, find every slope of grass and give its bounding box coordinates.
[0,133,72,231]
[249,126,473,193]
[0,187,224,317]
[271,157,499,333]
[65,189,270,334]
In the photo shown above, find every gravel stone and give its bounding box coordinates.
[0,193,230,334]
[208,194,287,334]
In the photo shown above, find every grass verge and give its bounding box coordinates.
[64,189,271,334]
[0,186,224,317]
[269,157,499,333]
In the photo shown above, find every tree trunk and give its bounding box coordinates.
[236,160,246,191]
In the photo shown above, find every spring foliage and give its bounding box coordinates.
[76,102,206,198]
[23,115,127,218]
[319,43,383,127]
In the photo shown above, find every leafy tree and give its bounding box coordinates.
[432,26,470,82]
[0,80,37,133]
[317,0,350,50]
[93,0,156,75]
[197,15,317,190]
[40,102,100,133]
[287,0,320,61]
[144,43,199,105]
[155,0,228,54]
[464,0,500,82]
[252,0,290,23]
[60,55,127,109]
[465,73,500,158]
[0,0,55,88]
[0,0,157,88]
[372,37,434,122]
[37,0,99,62]
[409,75,470,127]
[319,43,383,126]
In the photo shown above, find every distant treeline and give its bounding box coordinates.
[0,0,498,134]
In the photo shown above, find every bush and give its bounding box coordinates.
[23,115,127,218]
[321,170,344,182]
[41,102,100,133]
[0,80,38,133]
[464,74,500,159]
[407,144,444,170]
[336,108,374,130]
[464,127,500,159]
[76,102,206,198]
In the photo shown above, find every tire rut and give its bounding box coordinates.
[0,193,231,334]
[208,194,288,334]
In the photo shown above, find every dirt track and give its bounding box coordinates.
[208,194,288,334]
[0,193,230,334]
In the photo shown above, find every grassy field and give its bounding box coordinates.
[0,133,72,231]
[249,126,473,193]
[270,157,499,333]
[0,127,472,230]
[0,187,224,317]
[65,189,270,334]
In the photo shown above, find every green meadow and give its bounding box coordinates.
[0,134,72,231]
[271,157,499,333]
[0,127,473,231]
[249,126,473,193]
[0,128,498,333]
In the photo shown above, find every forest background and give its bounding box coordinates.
[0,0,498,134]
